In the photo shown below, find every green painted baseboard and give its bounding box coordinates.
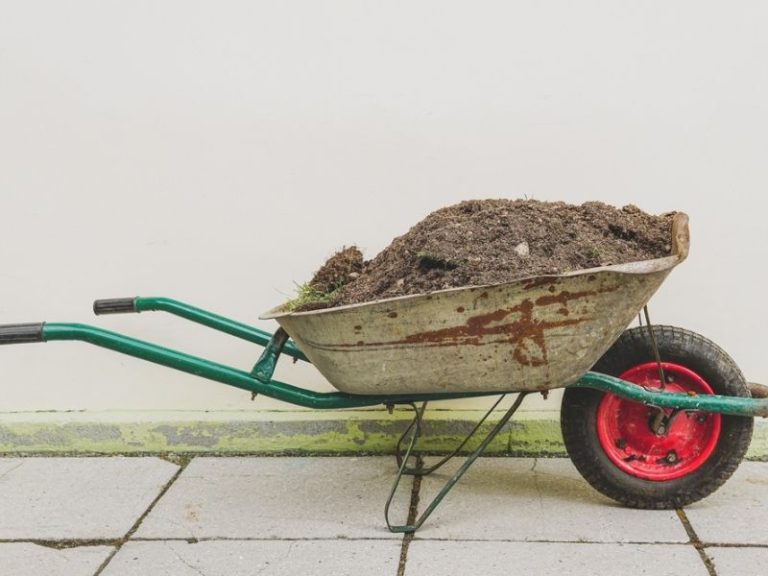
[1,410,767,459]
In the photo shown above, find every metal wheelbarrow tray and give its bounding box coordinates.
[263,213,692,396]
[0,212,763,532]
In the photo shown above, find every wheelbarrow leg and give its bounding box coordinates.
[394,394,509,476]
[385,393,528,533]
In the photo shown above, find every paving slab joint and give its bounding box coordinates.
[0,538,121,550]
[675,509,718,576]
[397,456,423,576]
[92,456,192,576]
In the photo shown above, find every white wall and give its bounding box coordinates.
[2,1,767,412]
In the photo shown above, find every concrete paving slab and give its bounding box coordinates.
[706,546,768,576]
[0,543,113,576]
[413,457,689,542]
[685,462,768,545]
[135,457,412,539]
[102,540,401,576]
[0,457,178,539]
[405,541,708,576]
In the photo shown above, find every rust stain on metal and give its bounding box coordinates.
[523,276,558,290]
[313,286,607,366]
[535,285,619,307]
[536,290,590,307]
[393,297,587,367]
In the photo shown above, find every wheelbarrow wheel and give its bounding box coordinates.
[560,325,753,509]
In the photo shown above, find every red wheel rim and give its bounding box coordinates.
[596,362,721,481]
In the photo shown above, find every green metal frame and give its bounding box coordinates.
[573,374,768,418]
[29,296,768,416]
[385,393,528,533]
[42,322,493,410]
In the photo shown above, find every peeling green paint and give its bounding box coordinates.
[1,414,766,459]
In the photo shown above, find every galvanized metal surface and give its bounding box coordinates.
[264,214,690,395]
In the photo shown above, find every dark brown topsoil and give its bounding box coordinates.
[303,199,675,309]
[308,246,364,294]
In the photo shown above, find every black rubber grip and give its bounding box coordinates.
[93,298,138,315]
[0,323,44,344]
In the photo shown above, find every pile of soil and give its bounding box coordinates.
[302,199,675,310]
[307,246,364,294]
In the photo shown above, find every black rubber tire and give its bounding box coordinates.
[561,325,753,509]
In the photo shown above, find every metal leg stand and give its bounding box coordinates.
[385,393,528,533]
[395,394,508,476]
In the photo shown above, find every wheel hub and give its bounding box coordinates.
[596,362,722,481]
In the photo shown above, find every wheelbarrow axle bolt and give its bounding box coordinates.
[665,450,678,464]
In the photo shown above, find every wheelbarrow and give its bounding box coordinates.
[1,212,765,532]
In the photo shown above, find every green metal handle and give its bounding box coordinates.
[94,296,308,362]
[0,323,44,345]
[94,298,137,315]
[39,323,494,409]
